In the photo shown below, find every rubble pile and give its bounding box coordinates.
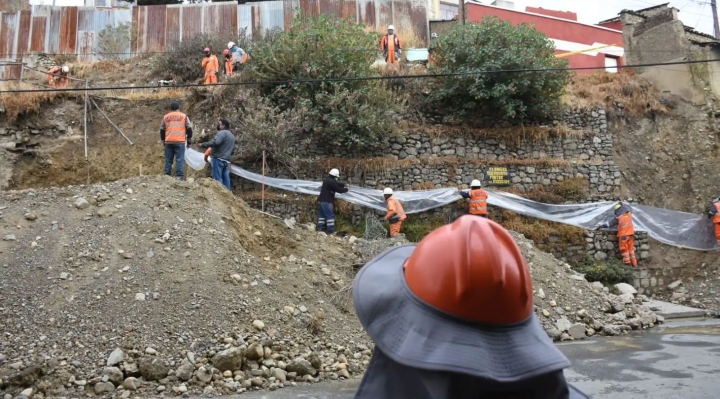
[511,232,664,341]
[0,176,373,398]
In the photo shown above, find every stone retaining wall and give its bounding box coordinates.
[633,266,684,296]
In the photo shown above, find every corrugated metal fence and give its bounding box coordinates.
[0,0,428,80]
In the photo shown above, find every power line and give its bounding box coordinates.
[2,57,719,94]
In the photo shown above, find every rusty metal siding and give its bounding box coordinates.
[205,2,237,35]
[16,10,31,59]
[357,0,376,28]
[181,5,203,42]
[78,30,94,62]
[59,6,78,54]
[145,5,166,52]
[238,4,253,37]
[165,6,181,49]
[0,13,18,60]
[1,63,23,80]
[29,16,46,52]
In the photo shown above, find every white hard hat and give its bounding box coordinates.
[388,25,395,30]
[61,66,69,73]
[228,42,235,49]
[471,179,482,187]
[383,187,393,195]
[329,168,340,177]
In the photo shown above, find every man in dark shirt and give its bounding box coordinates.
[317,168,348,234]
[198,119,236,190]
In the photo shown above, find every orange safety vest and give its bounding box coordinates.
[616,212,634,237]
[225,57,234,76]
[385,197,407,222]
[162,111,188,143]
[469,189,488,215]
[714,202,720,224]
[382,34,401,52]
[202,55,219,73]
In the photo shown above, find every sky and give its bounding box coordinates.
[27,0,718,36]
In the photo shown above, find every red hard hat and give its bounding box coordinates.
[223,49,229,55]
[403,215,533,324]
[203,47,210,52]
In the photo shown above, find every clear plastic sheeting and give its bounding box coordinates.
[185,149,719,251]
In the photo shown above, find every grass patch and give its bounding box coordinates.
[420,123,580,144]
[563,70,668,116]
[575,258,634,286]
[499,209,586,251]
[97,88,187,101]
[399,216,448,242]
[0,82,63,123]
[504,177,590,204]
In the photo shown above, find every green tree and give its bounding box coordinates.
[247,12,406,151]
[98,23,132,61]
[430,16,571,122]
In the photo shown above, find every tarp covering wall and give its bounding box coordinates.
[185,149,719,251]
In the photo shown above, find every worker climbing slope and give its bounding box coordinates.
[201,47,219,85]
[227,41,248,69]
[383,188,406,237]
[595,203,637,267]
[352,215,590,398]
[48,65,70,88]
[317,168,349,235]
[381,25,402,64]
[709,196,720,246]
[460,179,489,218]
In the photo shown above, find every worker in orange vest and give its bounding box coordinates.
[709,196,720,246]
[160,101,193,180]
[48,65,70,88]
[381,25,402,64]
[595,203,637,267]
[222,49,234,78]
[352,216,590,399]
[460,179,489,218]
[201,47,219,85]
[383,187,407,237]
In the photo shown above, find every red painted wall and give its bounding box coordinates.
[597,20,622,31]
[525,6,577,21]
[467,4,624,74]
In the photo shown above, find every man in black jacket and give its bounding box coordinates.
[318,168,348,234]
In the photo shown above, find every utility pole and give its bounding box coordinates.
[458,0,465,25]
[712,0,720,39]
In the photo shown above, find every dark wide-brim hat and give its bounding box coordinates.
[353,244,572,382]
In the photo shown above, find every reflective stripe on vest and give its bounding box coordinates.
[617,212,634,237]
[163,111,187,143]
[714,203,720,224]
[469,189,488,215]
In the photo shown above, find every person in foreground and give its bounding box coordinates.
[352,215,590,399]
[198,119,236,190]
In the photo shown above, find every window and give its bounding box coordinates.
[605,56,618,73]
[440,3,458,20]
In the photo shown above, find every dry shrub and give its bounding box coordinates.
[315,155,574,175]
[0,82,62,123]
[564,70,668,115]
[421,123,580,144]
[305,312,325,335]
[552,177,590,202]
[97,88,187,101]
[499,209,585,249]
[412,181,437,190]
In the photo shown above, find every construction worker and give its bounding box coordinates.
[383,187,406,237]
[48,65,70,88]
[352,216,590,399]
[708,196,720,246]
[227,41,248,69]
[222,49,234,77]
[198,119,236,190]
[160,101,193,180]
[381,25,402,64]
[459,179,489,218]
[317,168,348,234]
[428,32,440,66]
[201,47,219,85]
[595,203,637,267]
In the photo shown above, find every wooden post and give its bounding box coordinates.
[261,150,266,213]
[84,80,88,162]
[459,0,465,25]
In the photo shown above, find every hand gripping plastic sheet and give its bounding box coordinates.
[186,149,718,251]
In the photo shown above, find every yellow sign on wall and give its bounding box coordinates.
[486,167,511,187]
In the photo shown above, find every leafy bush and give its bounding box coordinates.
[247,12,406,151]
[153,32,249,82]
[575,258,635,286]
[98,23,131,61]
[429,16,571,122]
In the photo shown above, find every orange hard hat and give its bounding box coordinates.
[223,49,230,55]
[403,215,533,325]
[203,47,210,52]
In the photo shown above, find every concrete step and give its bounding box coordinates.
[644,300,708,319]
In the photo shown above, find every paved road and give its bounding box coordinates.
[209,319,720,399]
